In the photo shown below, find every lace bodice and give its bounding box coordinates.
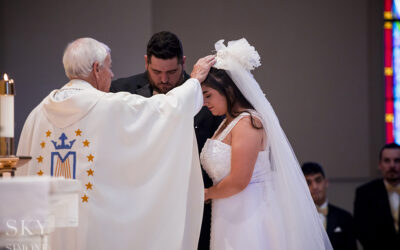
[200,111,271,184]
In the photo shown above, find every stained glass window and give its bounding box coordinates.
[383,0,400,143]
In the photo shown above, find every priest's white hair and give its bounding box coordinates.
[63,37,111,79]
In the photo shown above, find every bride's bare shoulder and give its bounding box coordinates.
[232,115,263,136]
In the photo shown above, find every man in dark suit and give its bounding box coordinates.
[354,143,400,250]
[110,31,221,250]
[302,162,357,250]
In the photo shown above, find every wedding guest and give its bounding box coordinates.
[302,162,357,250]
[354,143,400,250]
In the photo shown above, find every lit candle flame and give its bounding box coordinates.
[3,74,8,81]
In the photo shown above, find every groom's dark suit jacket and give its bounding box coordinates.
[354,179,400,250]
[110,72,222,250]
[326,204,357,250]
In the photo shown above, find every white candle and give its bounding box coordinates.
[0,96,14,137]
[0,74,14,138]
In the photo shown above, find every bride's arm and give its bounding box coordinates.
[205,117,264,200]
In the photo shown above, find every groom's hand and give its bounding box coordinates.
[190,55,216,83]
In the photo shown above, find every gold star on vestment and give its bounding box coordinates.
[83,140,90,147]
[40,141,46,148]
[87,154,94,162]
[81,195,89,203]
[87,169,94,176]
[85,182,93,190]
[36,155,43,163]
[45,130,51,137]
[75,129,82,136]
[37,170,44,176]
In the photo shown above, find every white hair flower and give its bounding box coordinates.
[214,38,261,71]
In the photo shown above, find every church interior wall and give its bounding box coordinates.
[1,0,384,213]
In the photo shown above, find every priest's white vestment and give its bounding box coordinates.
[16,79,204,250]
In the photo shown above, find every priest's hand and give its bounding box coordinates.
[191,55,216,83]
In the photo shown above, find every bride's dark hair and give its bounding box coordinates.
[202,68,262,129]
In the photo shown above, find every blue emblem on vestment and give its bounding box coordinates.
[50,133,77,179]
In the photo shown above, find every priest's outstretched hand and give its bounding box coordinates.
[190,55,216,83]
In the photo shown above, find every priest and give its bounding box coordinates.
[16,37,215,250]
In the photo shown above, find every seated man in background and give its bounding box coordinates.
[354,143,400,250]
[302,162,357,250]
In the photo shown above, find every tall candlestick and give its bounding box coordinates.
[0,74,15,156]
[0,74,30,177]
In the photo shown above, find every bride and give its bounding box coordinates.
[200,39,332,250]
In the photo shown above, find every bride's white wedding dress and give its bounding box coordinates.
[200,111,288,250]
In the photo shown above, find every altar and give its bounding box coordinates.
[0,176,80,250]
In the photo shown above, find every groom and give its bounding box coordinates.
[17,37,215,250]
[110,31,222,249]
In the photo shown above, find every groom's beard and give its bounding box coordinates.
[147,70,185,94]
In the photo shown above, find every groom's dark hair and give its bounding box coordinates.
[147,31,184,64]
